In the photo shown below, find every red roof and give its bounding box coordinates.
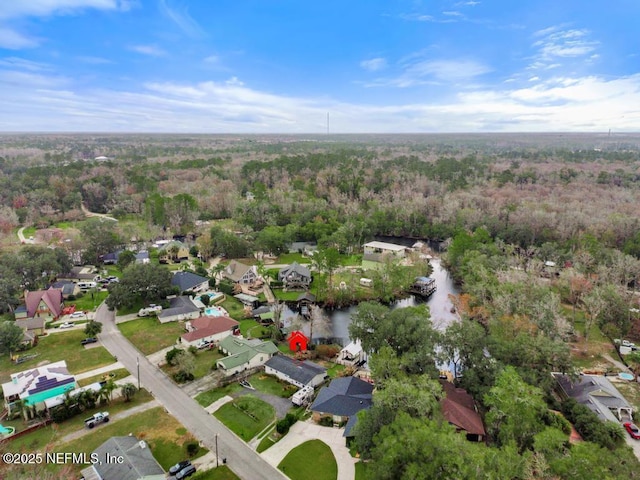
[288,330,309,351]
[440,381,485,436]
[25,288,63,318]
[181,316,239,343]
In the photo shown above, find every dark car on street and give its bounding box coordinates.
[81,337,98,345]
[168,464,196,480]
[169,460,192,475]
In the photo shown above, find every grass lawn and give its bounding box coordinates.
[275,253,307,264]
[8,389,154,451]
[118,317,185,355]
[355,461,371,480]
[247,372,298,398]
[71,290,109,311]
[221,297,248,321]
[563,304,616,371]
[214,395,275,441]
[192,466,240,480]
[256,427,276,453]
[247,324,272,340]
[77,367,131,387]
[239,319,260,337]
[195,383,242,407]
[52,406,207,476]
[162,349,224,380]
[326,363,346,378]
[278,440,337,480]
[272,289,306,302]
[0,330,114,383]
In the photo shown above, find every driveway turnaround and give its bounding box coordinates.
[95,303,287,480]
[261,420,357,480]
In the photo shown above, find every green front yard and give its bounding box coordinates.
[213,395,275,441]
[220,297,248,321]
[118,317,185,355]
[70,291,109,311]
[278,440,338,480]
[0,330,115,383]
[77,367,131,387]
[246,372,297,398]
[192,466,240,480]
[162,348,224,381]
[195,383,242,407]
[7,389,154,452]
[54,406,207,476]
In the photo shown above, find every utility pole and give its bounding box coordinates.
[137,356,140,390]
[215,433,219,467]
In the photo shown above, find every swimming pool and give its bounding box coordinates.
[204,306,228,317]
[619,372,635,381]
[0,424,15,437]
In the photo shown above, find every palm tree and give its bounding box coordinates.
[98,379,117,404]
[121,383,137,402]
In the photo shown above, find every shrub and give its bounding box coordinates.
[319,416,333,427]
[184,440,200,457]
[316,344,340,359]
[166,347,183,366]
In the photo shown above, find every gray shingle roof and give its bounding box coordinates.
[265,355,326,385]
[158,296,199,319]
[91,436,164,480]
[310,376,373,416]
[171,271,209,292]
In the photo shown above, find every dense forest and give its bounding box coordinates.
[2,132,640,478]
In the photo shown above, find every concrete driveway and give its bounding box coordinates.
[261,420,357,480]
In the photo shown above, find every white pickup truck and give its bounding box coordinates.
[85,411,109,429]
[137,304,162,317]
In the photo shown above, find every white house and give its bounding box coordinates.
[363,241,407,258]
[264,355,327,388]
[216,337,279,376]
[181,316,239,347]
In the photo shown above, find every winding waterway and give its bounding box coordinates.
[281,257,460,346]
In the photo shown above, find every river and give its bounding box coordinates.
[280,257,460,346]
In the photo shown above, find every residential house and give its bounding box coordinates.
[158,240,189,264]
[171,271,210,294]
[58,266,98,283]
[15,317,46,347]
[80,436,165,480]
[440,380,486,442]
[264,355,327,388]
[15,287,64,321]
[288,330,309,352]
[310,376,374,440]
[362,241,407,266]
[2,360,77,416]
[339,340,365,366]
[100,251,120,265]
[181,315,239,347]
[135,250,150,264]
[223,260,258,285]
[553,373,634,422]
[278,262,312,289]
[157,296,200,324]
[216,336,279,376]
[50,280,76,299]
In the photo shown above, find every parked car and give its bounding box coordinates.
[169,460,192,475]
[69,311,86,319]
[107,276,119,283]
[81,337,98,345]
[168,464,196,480]
[197,340,214,350]
[58,322,74,329]
[624,422,640,439]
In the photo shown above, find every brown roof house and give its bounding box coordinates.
[440,380,486,442]
[15,287,64,322]
[181,315,239,348]
[223,260,258,285]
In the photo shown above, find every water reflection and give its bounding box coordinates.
[303,258,460,346]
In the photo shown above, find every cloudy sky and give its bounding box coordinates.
[0,0,638,133]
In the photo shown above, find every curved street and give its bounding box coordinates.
[95,302,286,480]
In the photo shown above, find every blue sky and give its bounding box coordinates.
[0,0,638,133]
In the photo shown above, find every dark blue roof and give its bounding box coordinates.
[310,377,373,417]
[171,271,209,292]
[265,355,326,385]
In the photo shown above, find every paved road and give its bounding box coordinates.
[95,303,286,480]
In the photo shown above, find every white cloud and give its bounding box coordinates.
[529,27,599,71]
[1,70,639,133]
[442,11,463,17]
[0,27,39,49]
[203,55,219,64]
[158,0,206,38]
[76,55,113,64]
[455,1,480,6]
[360,57,387,72]
[0,57,50,71]
[129,45,167,56]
